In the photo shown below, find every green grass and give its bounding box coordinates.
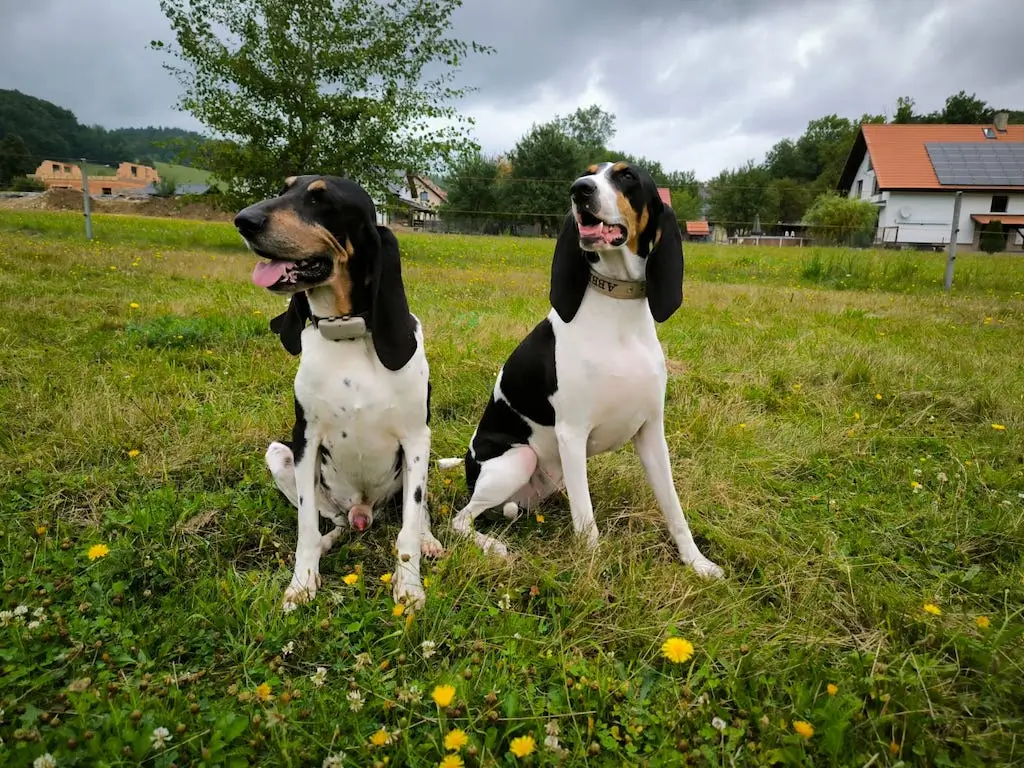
[154,162,220,190]
[1,210,1022,767]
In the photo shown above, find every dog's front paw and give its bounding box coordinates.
[420,531,445,558]
[691,558,724,580]
[282,568,321,612]
[392,567,426,610]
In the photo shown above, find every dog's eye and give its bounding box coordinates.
[619,168,636,181]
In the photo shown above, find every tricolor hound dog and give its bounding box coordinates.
[234,175,440,611]
[442,161,723,579]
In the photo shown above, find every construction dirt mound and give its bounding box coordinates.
[0,188,232,222]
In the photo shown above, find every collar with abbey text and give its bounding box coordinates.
[588,268,646,300]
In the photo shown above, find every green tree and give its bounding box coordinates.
[153,0,492,207]
[771,177,812,223]
[893,96,916,123]
[0,133,34,187]
[438,151,502,227]
[707,161,780,232]
[940,90,992,124]
[669,188,703,222]
[801,192,878,246]
[503,122,585,232]
[553,105,615,158]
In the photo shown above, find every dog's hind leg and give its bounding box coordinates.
[266,441,299,507]
[451,446,537,557]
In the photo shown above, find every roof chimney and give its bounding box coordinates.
[994,112,1009,132]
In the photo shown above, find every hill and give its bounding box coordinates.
[0,88,211,170]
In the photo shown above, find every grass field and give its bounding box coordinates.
[153,163,218,189]
[1,210,1022,767]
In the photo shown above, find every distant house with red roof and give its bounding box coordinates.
[658,186,710,241]
[837,115,1024,251]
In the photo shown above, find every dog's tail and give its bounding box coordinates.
[436,457,464,470]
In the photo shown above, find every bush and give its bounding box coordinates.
[154,175,178,198]
[979,220,1006,253]
[10,176,45,192]
[802,192,879,247]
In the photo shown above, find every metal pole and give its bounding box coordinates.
[943,191,962,292]
[80,158,92,240]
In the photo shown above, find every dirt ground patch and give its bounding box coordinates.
[0,188,232,221]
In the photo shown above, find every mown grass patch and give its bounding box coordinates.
[1,211,1022,767]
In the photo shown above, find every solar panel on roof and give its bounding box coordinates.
[925,142,1024,186]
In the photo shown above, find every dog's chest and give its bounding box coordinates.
[552,311,666,454]
[294,333,422,504]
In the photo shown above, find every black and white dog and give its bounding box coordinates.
[235,175,440,611]
[442,161,722,578]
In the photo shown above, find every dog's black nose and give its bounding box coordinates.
[234,208,267,237]
[571,177,597,199]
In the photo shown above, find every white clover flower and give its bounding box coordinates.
[13,605,28,617]
[34,754,58,768]
[281,641,295,657]
[27,620,40,630]
[937,472,948,483]
[150,726,172,749]
[33,607,45,618]
[310,667,327,688]
[420,640,437,658]
[497,593,512,611]
[711,716,727,732]
[0,610,12,626]
[353,652,372,671]
[322,753,345,768]
[346,690,364,712]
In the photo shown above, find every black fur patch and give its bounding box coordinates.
[426,380,432,425]
[414,486,423,504]
[290,398,309,464]
[498,318,557,426]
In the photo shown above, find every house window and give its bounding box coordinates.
[130,166,138,177]
[983,127,997,139]
[991,195,1009,213]
[420,191,429,201]
[63,165,70,173]
[102,187,112,196]
[872,177,879,195]
[866,156,873,172]
[52,163,60,173]
[855,180,863,198]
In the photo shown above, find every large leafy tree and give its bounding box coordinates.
[0,134,34,187]
[502,122,586,232]
[153,0,491,206]
[553,105,616,159]
[707,161,780,233]
[438,151,502,225]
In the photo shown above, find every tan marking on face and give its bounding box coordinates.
[284,176,298,188]
[587,164,599,174]
[307,179,327,191]
[614,190,644,253]
[262,209,352,311]
[612,161,629,172]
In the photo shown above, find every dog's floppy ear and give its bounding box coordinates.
[549,212,589,323]
[644,205,684,323]
[269,292,311,355]
[362,223,417,371]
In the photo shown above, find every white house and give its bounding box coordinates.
[374,172,447,228]
[837,118,1024,251]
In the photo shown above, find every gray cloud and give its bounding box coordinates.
[1,0,1021,179]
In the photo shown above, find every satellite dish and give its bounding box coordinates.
[897,206,912,221]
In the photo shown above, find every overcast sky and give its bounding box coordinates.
[2,0,1022,179]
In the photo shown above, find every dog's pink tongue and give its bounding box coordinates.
[252,260,292,288]
[578,221,624,243]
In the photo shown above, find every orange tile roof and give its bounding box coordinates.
[971,214,1024,225]
[860,123,1024,191]
[685,220,710,235]
[657,187,672,206]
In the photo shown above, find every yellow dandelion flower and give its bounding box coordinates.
[535,513,545,523]
[439,755,464,768]
[890,740,900,754]
[875,393,883,400]
[792,720,814,739]
[380,572,392,584]
[423,577,432,588]
[109,265,117,271]
[660,636,694,664]
[369,729,389,747]
[923,603,942,616]
[509,734,536,758]
[854,412,860,420]
[255,682,273,702]
[36,525,48,536]
[738,423,747,429]
[342,573,359,585]
[431,684,455,708]
[826,683,838,696]
[393,603,405,617]
[127,449,141,458]
[444,729,469,751]
[991,423,1006,431]
[910,481,922,490]
[129,302,140,309]
[87,543,110,560]
[976,615,991,629]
